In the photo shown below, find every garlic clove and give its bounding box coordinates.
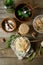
[41,41,43,47]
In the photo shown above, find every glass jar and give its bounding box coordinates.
[4,0,15,13]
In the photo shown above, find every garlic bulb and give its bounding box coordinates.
[41,41,43,47]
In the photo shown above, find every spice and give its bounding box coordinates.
[18,23,30,35]
[1,38,6,43]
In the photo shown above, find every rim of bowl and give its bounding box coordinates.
[33,15,43,33]
[1,18,16,32]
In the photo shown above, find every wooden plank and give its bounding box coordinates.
[0,58,23,65]
[0,57,43,65]
[0,48,17,58]
[0,0,43,9]
[33,0,43,8]
[22,57,43,65]
[0,28,15,38]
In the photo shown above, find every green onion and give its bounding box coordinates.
[5,34,20,48]
[28,52,36,61]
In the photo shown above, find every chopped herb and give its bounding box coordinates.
[5,34,20,48]
[28,52,36,61]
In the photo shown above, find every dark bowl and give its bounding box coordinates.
[15,3,33,22]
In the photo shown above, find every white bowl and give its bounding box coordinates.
[33,15,43,33]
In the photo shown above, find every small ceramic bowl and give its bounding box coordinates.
[1,18,16,32]
[33,15,43,33]
[15,3,33,22]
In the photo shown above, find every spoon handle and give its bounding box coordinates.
[30,39,43,43]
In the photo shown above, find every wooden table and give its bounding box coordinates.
[0,0,43,65]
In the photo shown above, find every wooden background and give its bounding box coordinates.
[0,0,43,65]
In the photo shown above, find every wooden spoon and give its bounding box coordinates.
[30,39,43,43]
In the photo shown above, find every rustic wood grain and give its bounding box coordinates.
[0,0,43,65]
[0,57,43,65]
[33,0,43,8]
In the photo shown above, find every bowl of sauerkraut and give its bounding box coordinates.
[33,15,43,33]
[10,37,31,60]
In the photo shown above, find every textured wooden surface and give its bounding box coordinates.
[0,0,43,65]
